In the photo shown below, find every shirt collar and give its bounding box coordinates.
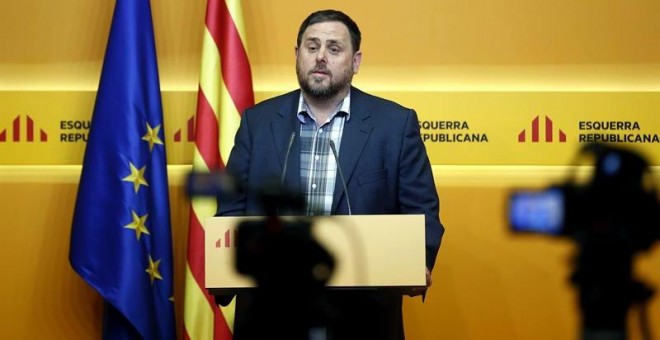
[296,90,352,124]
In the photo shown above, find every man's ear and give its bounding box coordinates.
[353,51,362,74]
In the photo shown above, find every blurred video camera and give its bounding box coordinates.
[186,171,335,338]
[508,143,660,337]
[186,172,334,290]
[508,143,660,249]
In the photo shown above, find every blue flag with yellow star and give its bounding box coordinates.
[69,0,175,339]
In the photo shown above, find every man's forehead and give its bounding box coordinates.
[302,21,350,41]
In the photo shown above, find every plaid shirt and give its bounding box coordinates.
[296,92,351,216]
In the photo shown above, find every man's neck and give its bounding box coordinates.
[302,88,350,124]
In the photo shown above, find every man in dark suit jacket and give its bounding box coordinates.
[217,9,444,340]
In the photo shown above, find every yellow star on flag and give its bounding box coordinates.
[124,210,150,240]
[146,256,163,284]
[122,162,149,194]
[142,123,164,152]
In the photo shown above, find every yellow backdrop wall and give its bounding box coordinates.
[1,0,659,339]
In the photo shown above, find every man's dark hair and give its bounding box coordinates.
[296,10,361,53]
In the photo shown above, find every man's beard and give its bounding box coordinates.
[297,63,353,100]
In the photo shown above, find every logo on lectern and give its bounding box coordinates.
[216,229,236,248]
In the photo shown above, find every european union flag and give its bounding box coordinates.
[69,0,176,338]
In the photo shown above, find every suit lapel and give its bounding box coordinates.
[332,88,373,212]
[271,90,302,195]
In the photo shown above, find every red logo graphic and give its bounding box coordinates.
[215,229,236,248]
[0,115,48,142]
[173,116,195,142]
[518,115,566,143]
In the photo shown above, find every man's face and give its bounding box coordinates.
[296,21,362,100]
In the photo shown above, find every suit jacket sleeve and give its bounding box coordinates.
[398,109,444,271]
[216,108,252,216]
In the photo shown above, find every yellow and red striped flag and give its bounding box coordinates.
[183,0,254,339]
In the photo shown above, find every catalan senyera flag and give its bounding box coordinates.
[69,0,176,339]
[183,0,254,339]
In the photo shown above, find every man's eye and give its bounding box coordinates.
[308,46,317,52]
[329,47,339,53]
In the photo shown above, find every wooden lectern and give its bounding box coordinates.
[205,214,426,295]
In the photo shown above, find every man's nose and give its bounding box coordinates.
[315,46,327,62]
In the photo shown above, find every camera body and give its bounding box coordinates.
[509,143,660,250]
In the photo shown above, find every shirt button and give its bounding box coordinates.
[315,155,320,161]
[319,128,323,133]
[312,183,317,189]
